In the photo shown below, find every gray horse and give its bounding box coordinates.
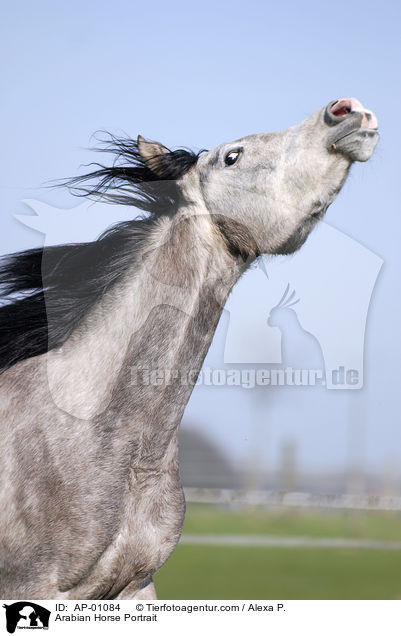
[0,97,378,598]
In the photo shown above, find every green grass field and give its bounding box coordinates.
[154,504,401,599]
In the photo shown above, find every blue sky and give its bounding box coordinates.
[1,1,400,482]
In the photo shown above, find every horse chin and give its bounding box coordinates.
[273,217,318,255]
[332,129,380,162]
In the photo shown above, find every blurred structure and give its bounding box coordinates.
[278,439,298,491]
[179,425,242,489]
[180,420,401,498]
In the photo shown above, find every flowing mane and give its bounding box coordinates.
[0,134,203,374]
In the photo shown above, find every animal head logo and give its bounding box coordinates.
[2,602,50,633]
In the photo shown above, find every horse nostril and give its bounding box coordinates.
[325,98,353,126]
[324,97,378,130]
[330,98,353,118]
[331,106,351,117]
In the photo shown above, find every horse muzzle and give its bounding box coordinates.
[324,97,379,162]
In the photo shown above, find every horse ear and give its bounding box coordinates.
[137,135,170,175]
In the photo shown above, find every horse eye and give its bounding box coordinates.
[224,149,242,166]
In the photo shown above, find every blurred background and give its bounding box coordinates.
[1,0,400,598]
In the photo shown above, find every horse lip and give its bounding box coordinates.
[333,126,379,145]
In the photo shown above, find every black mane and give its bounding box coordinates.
[0,134,203,374]
[64,133,201,210]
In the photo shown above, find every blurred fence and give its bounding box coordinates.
[184,487,401,511]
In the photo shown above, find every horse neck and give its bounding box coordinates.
[46,209,242,462]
